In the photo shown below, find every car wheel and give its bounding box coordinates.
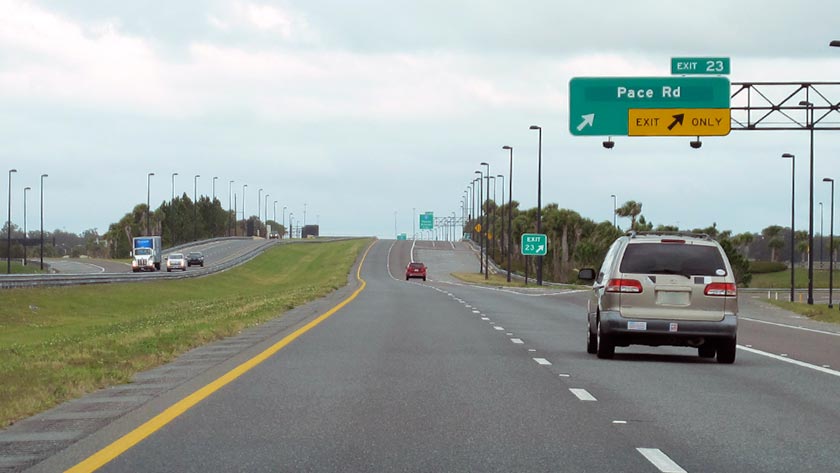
[586,319,597,354]
[422,277,426,281]
[698,344,716,358]
[201,263,204,267]
[167,268,171,272]
[406,276,409,280]
[716,338,736,364]
[596,319,614,359]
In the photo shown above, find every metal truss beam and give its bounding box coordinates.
[730,82,840,131]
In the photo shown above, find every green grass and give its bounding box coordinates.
[748,267,840,288]
[0,239,370,426]
[2,261,45,274]
[766,300,840,325]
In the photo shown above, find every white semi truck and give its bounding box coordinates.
[131,236,163,272]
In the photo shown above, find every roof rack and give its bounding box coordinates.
[625,230,712,240]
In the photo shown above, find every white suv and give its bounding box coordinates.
[578,232,738,363]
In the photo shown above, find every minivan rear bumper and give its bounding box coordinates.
[596,311,737,347]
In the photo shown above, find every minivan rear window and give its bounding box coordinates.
[619,243,726,277]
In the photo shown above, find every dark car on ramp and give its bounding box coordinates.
[187,251,204,267]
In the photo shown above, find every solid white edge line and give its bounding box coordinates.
[410,238,416,262]
[738,345,840,377]
[511,338,524,344]
[636,448,687,473]
[569,388,596,401]
[533,358,551,365]
[740,316,840,337]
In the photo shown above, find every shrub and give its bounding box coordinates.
[749,260,787,274]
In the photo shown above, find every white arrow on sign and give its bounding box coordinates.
[576,113,595,131]
[537,245,545,253]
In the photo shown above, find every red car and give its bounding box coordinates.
[405,262,427,281]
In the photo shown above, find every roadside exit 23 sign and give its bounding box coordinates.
[521,233,547,256]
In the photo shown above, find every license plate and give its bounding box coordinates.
[656,291,690,306]
[628,321,647,331]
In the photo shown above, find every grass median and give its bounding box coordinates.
[0,238,370,427]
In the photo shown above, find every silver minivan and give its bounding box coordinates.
[578,232,738,363]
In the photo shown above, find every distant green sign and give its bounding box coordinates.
[419,212,434,230]
[671,57,730,75]
[521,233,547,256]
[397,233,407,241]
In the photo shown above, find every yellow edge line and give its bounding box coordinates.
[67,240,376,473]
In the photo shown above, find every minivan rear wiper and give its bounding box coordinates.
[648,268,692,279]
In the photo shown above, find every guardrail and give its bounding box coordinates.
[0,237,355,289]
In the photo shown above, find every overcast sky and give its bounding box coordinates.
[3,0,840,239]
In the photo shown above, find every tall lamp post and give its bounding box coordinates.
[273,200,278,223]
[40,174,47,270]
[782,153,795,302]
[194,174,200,240]
[6,169,16,274]
[146,172,154,236]
[475,170,484,274]
[800,100,815,304]
[171,172,178,202]
[282,206,287,238]
[264,194,270,224]
[242,183,248,233]
[258,188,263,223]
[23,186,30,265]
[497,174,505,276]
[481,162,490,280]
[228,180,234,236]
[503,145,513,283]
[530,125,544,285]
[611,194,617,228]
[212,176,218,202]
[820,201,824,268]
[489,175,496,263]
[824,177,835,308]
[470,178,477,242]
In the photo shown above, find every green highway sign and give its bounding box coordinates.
[521,233,547,256]
[568,76,730,136]
[397,233,407,241]
[671,57,730,75]
[419,212,434,230]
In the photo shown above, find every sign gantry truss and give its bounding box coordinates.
[730,82,840,131]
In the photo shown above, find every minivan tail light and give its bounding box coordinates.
[705,282,737,296]
[606,278,643,293]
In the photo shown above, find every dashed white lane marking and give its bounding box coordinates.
[738,345,840,378]
[471,310,480,314]
[493,326,505,331]
[612,420,627,424]
[558,373,570,378]
[528,349,536,352]
[511,338,524,344]
[481,317,489,321]
[506,332,513,336]
[569,388,596,401]
[533,358,551,365]
[636,448,687,473]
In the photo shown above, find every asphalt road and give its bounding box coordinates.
[16,239,840,472]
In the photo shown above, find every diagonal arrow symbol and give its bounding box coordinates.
[576,113,595,131]
[667,113,685,131]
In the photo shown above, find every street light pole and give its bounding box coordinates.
[481,162,490,280]
[783,153,795,302]
[23,186,30,266]
[824,178,835,308]
[194,174,200,240]
[6,169,16,274]
[820,201,824,268]
[800,100,815,304]
[228,180,234,236]
[611,194,617,228]
[171,172,178,202]
[530,125,543,285]
[258,189,263,224]
[242,184,248,233]
[503,145,513,283]
[264,194,270,224]
[273,200,277,223]
[289,213,294,239]
[40,174,47,270]
[212,176,218,202]
[146,172,154,236]
[475,170,484,275]
[282,206,287,238]
[497,173,505,279]
[489,175,496,264]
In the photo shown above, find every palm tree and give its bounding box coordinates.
[768,238,785,262]
[615,200,642,230]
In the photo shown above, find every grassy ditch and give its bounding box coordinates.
[766,300,840,325]
[0,238,370,426]
[748,267,840,288]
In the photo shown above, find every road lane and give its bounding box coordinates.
[90,240,653,472]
